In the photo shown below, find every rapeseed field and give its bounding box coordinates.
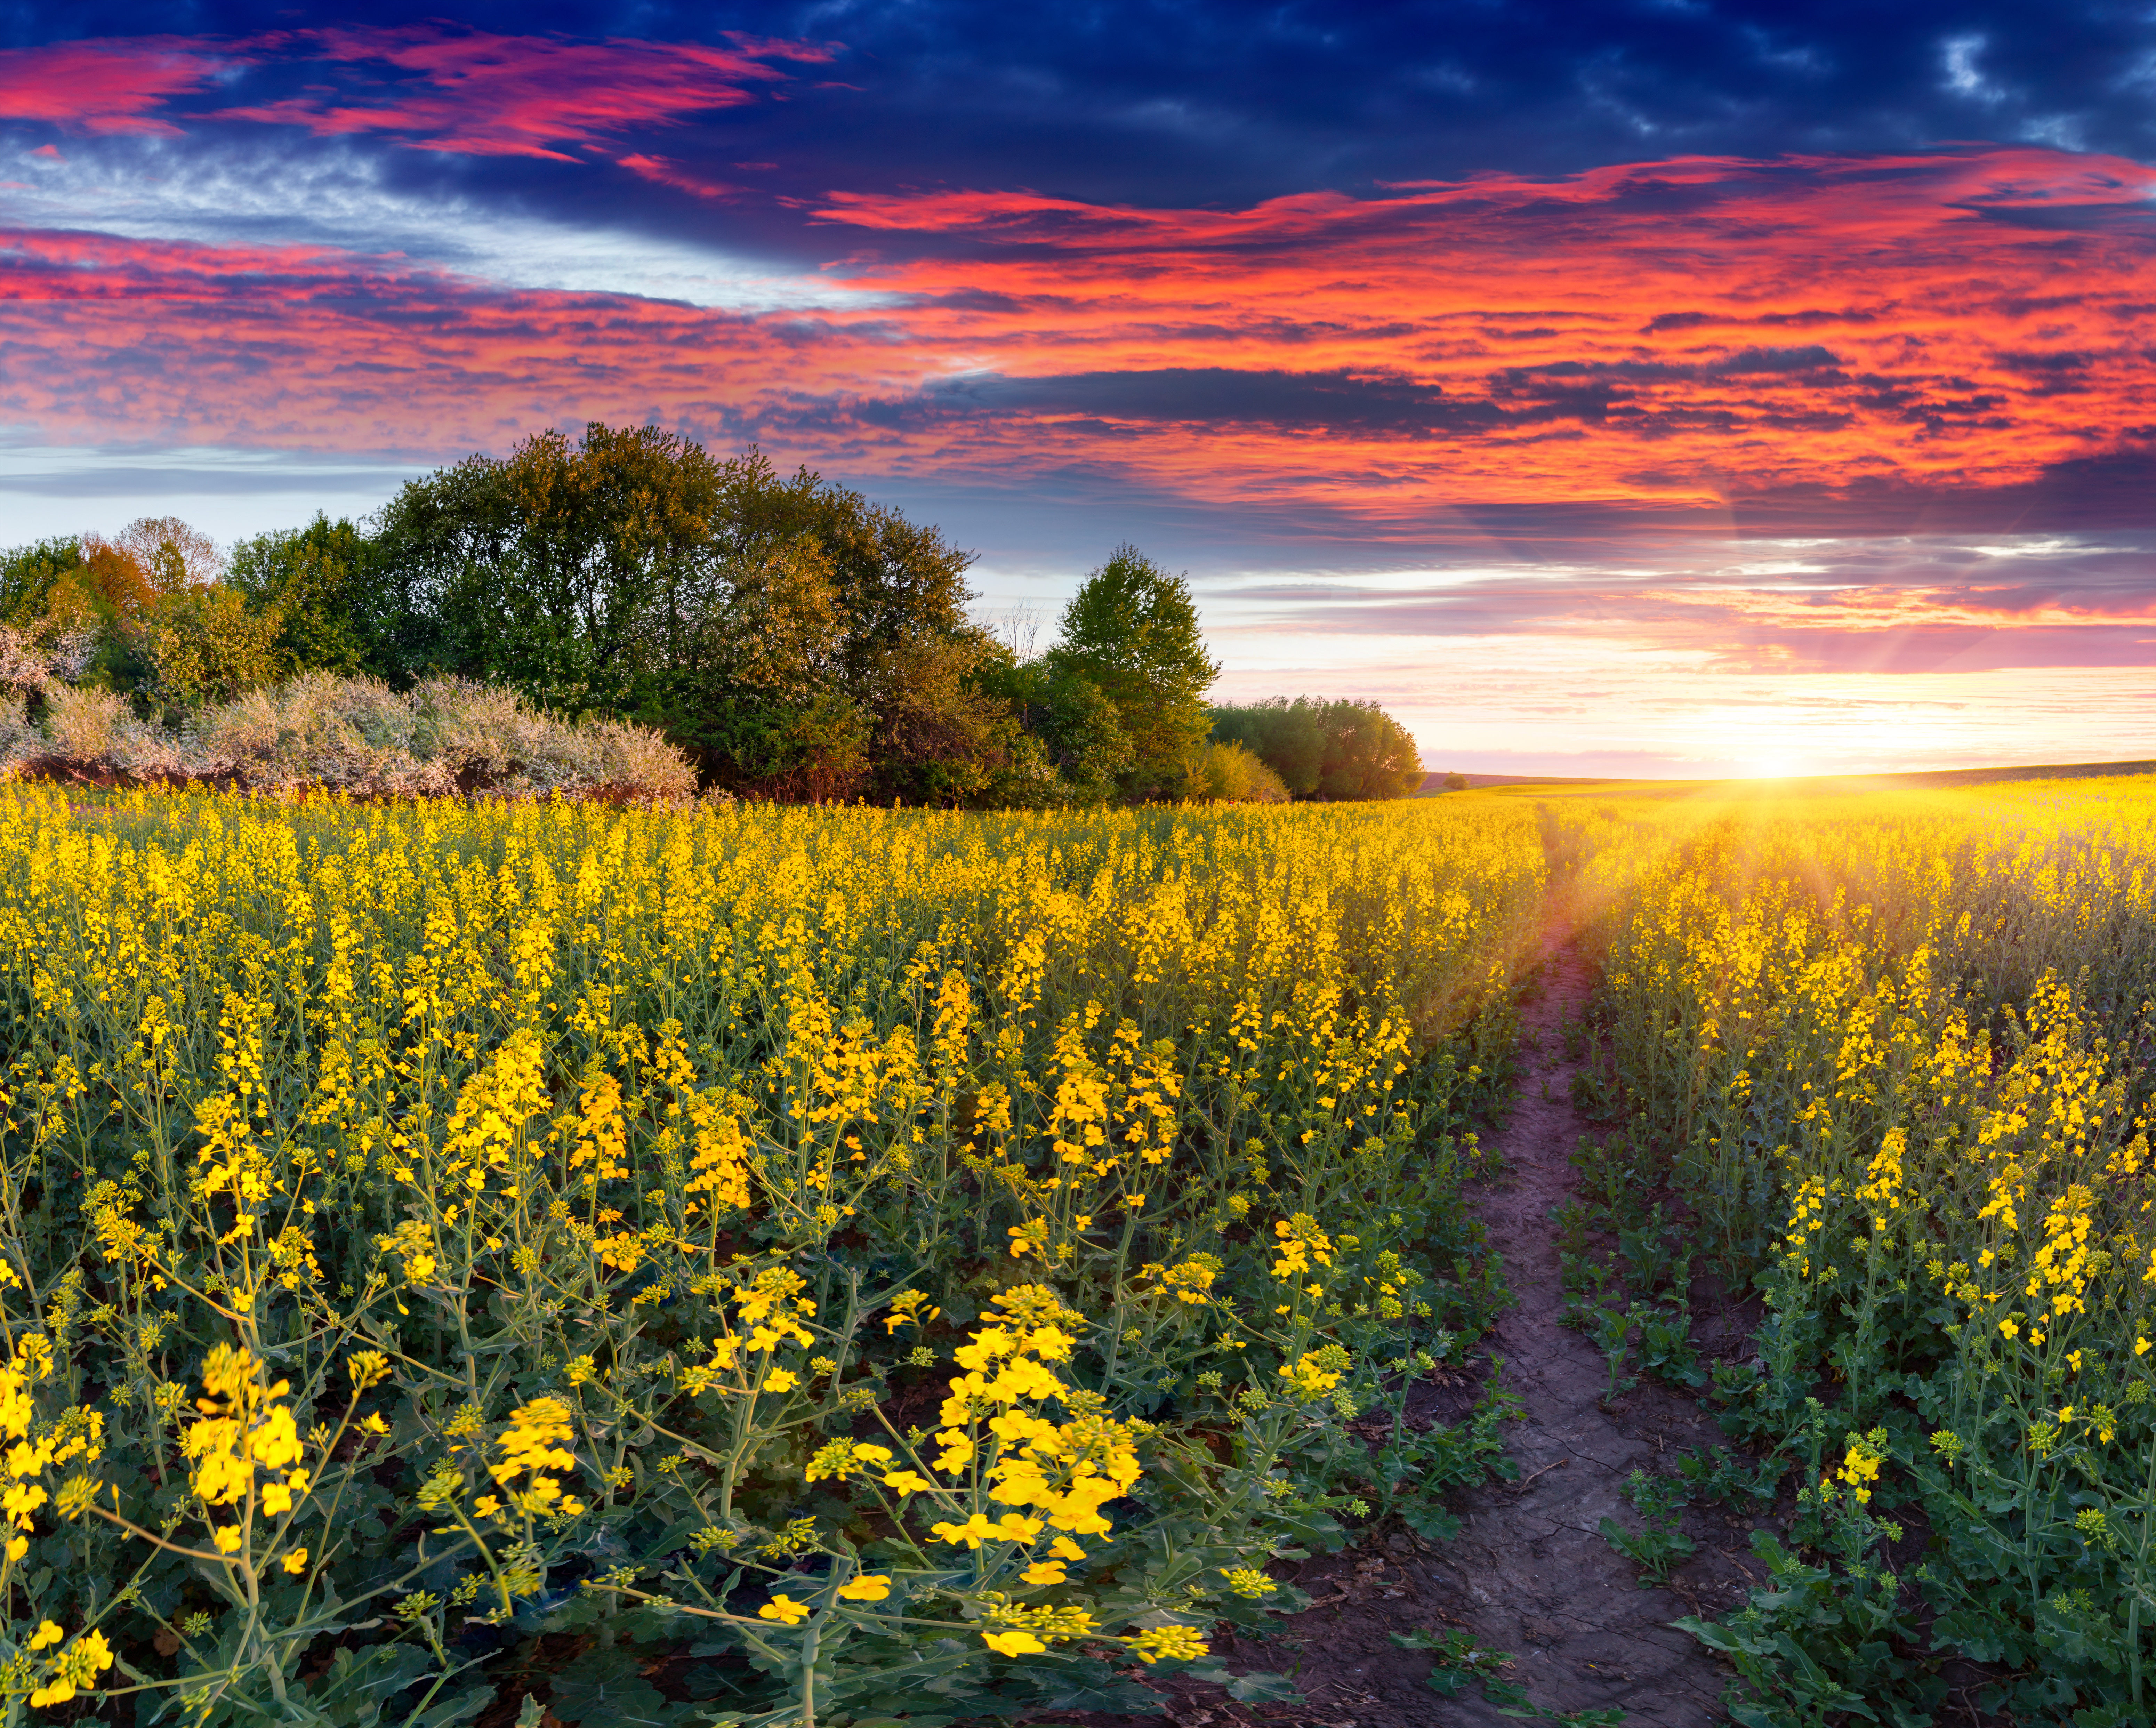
[0,789,1536,1723]
[3,774,2153,1725]
[1568,774,2156,1723]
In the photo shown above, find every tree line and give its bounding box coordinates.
[0,423,1425,804]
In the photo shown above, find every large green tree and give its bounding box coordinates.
[228,515,378,677]
[1054,545,1218,800]
[369,425,1017,801]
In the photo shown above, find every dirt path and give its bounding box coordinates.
[1406,937,1735,1725]
[1169,934,1758,1727]
[1091,927,1767,1728]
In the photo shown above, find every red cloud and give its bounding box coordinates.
[618,154,737,199]
[0,147,2149,544]
[0,228,833,449]
[0,38,238,135]
[213,29,833,160]
[0,27,834,160]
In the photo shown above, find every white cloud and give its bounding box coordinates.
[0,135,882,312]
[1941,34,2003,103]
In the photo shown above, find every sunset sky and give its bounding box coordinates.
[2,3,2150,775]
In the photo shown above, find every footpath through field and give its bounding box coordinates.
[1128,906,1752,1728]
[1410,926,1729,1725]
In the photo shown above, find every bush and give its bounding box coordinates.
[1185,739,1291,803]
[5,673,695,802]
[198,674,697,799]
[38,684,126,762]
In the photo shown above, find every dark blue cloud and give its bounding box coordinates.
[6,3,2155,221]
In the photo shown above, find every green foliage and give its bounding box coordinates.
[141,584,286,710]
[0,536,84,627]
[1555,1126,1703,1397]
[976,648,1134,805]
[1671,1444,1785,1511]
[1208,697,1423,801]
[1185,739,1290,804]
[1679,1530,1937,1728]
[1391,1626,1625,1723]
[228,513,377,676]
[1599,1468,1696,1584]
[372,428,1015,801]
[1056,545,1218,799]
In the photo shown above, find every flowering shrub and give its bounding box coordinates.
[2,672,696,801]
[0,786,1535,1721]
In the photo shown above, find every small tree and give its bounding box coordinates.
[111,516,220,594]
[0,537,86,627]
[1318,700,1422,799]
[142,586,284,710]
[1056,545,1218,800]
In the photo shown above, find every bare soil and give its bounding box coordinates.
[1102,934,1775,1727]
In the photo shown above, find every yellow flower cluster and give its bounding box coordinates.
[183,1344,312,1542]
[1833,1429,1890,1505]
[474,1398,586,1522]
[0,1351,100,1565]
[24,1625,111,1709]
[934,1287,1142,1542]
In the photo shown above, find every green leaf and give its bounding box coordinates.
[548,1659,674,1728]
[1221,1670,1302,1704]
[299,1644,436,1727]
[1400,1503,1462,1543]
[409,1685,494,1728]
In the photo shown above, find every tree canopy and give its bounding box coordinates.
[1209,697,1424,800]
[0,423,1432,806]
[1055,544,1218,799]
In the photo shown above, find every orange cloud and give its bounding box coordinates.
[794,148,2156,519]
[0,146,2148,541]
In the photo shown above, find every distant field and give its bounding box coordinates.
[1422,756,2156,795]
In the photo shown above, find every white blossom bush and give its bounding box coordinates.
[6,672,696,802]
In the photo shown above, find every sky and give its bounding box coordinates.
[1,2,2151,776]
